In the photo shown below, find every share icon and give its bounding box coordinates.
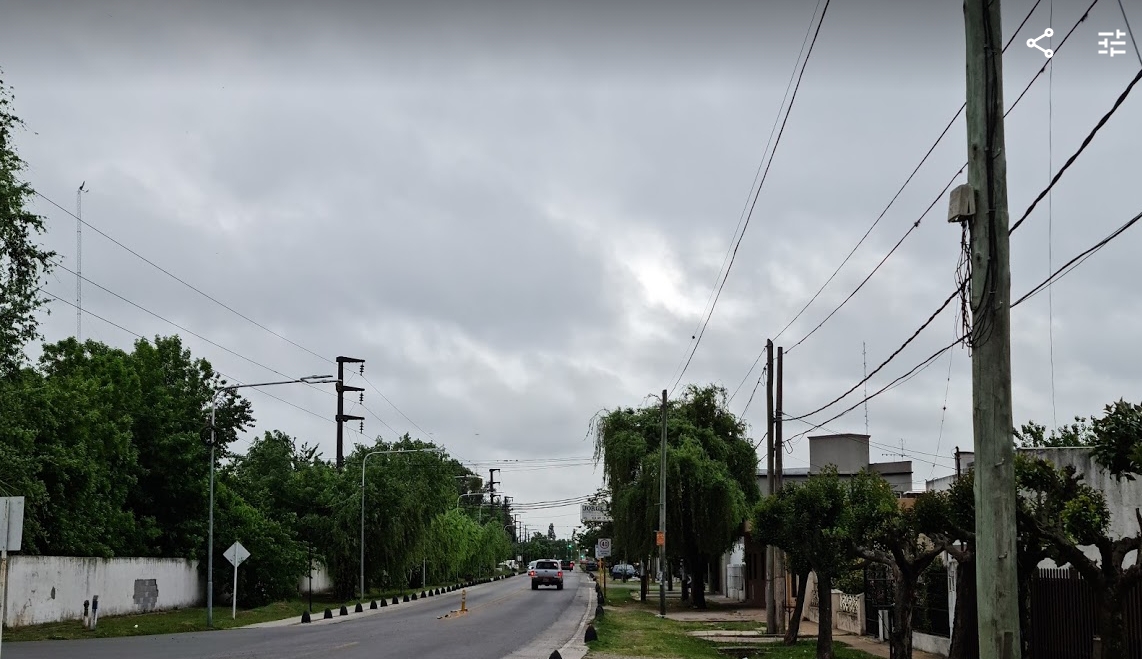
[1027,28,1054,58]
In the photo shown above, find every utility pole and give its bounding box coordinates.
[488,469,500,505]
[76,182,87,341]
[335,357,365,470]
[764,339,776,633]
[954,0,1020,655]
[658,389,667,618]
[773,346,786,634]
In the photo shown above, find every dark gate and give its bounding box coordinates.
[958,567,1142,659]
[865,563,894,638]
[1028,568,1142,659]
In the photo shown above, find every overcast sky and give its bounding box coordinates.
[3,0,1140,537]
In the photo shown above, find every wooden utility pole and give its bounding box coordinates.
[774,346,786,634]
[957,0,1020,655]
[764,339,777,632]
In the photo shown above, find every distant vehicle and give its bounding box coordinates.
[560,559,573,570]
[610,563,638,581]
[583,559,598,572]
[530,559,564,590]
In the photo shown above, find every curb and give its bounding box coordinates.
[240,576,514,629]
[555,578,596,659]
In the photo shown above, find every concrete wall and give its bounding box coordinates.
[809,434,871,473]
[914,631,951,656]
[3,556,202,627]
[298,563,334,595]
[1021,447,1142,567]
[836,592,863,634]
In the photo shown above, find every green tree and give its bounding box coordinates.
[0,73,55,376]
[752,483,813,645]
[209,480,306,607]
[847,471,949,659]
[594,384,758,609]
[753,467,853,659]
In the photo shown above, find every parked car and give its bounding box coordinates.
[610,563,639,581]
[530,559,564,590]
[583,559,598,572]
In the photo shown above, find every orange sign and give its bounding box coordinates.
[656,531,665,546]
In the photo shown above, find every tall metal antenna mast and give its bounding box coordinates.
[862,341,869,435]
[77,182,88,341]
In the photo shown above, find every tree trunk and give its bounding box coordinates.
[890,577,916,659]
[816,573,834,659]
[784,568,811,645]
[640,558,649,602]
[1096,590,1126,659]
[692,555,708,609]
[947,555,977,659]
[681,560,690,602]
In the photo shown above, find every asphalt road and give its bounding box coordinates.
[4,573,591,659]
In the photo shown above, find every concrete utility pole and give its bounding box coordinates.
[335,357,365,470]
[659,389,668,618]
[774,346,786,634]
[958,0,1020,655]
[764,339,776,632]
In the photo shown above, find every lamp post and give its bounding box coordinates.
[456,492,483,508]
[207,374,336,628]
[360,448,444,602]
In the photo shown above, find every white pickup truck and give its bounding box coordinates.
[529,559,564,590]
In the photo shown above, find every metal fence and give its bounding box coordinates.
[1028,567,1142,659]
[913,560,951,638]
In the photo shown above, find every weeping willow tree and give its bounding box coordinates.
[593,384,759,608]
[321,435,455,599]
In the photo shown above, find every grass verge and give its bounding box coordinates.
[3,577,497,642]
[584,579,879,659]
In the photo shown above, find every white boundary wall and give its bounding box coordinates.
[3,556,202,627]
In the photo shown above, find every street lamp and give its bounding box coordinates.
[207,374,336,628]
[456,492,483,508]
[360,448,445,601]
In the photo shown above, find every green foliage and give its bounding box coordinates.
[3,331,519,609]
[0,73,55,376]
[754,467,853,581]
[1089,399,1142,480]
[1015,418,1096,448]
[594,384,758,600]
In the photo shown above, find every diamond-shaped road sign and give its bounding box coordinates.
[223,541,250,567]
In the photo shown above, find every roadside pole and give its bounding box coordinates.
[0,499,9,659]
[960,0,1020,656]
[659,389,668,618]
[0,497,25,659]
[764,340,777,633]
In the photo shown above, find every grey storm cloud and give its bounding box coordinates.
[3,0,1141,527]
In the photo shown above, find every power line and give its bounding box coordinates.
[786,282,964,421]
[359,374,435,440]
[1009,66,1142,234]
[1013,208,1142,307]
[33,191,330,365]
[1115,0,1142,66]
[787,207,1142,437]
[668,0,833,396]
[35,192,426,441]
[670,0,825,391]
[37,288,335,425]
[749,0,1093,365]
[45,259,408,435]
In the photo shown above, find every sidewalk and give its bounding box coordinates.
[666,598,942,659]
